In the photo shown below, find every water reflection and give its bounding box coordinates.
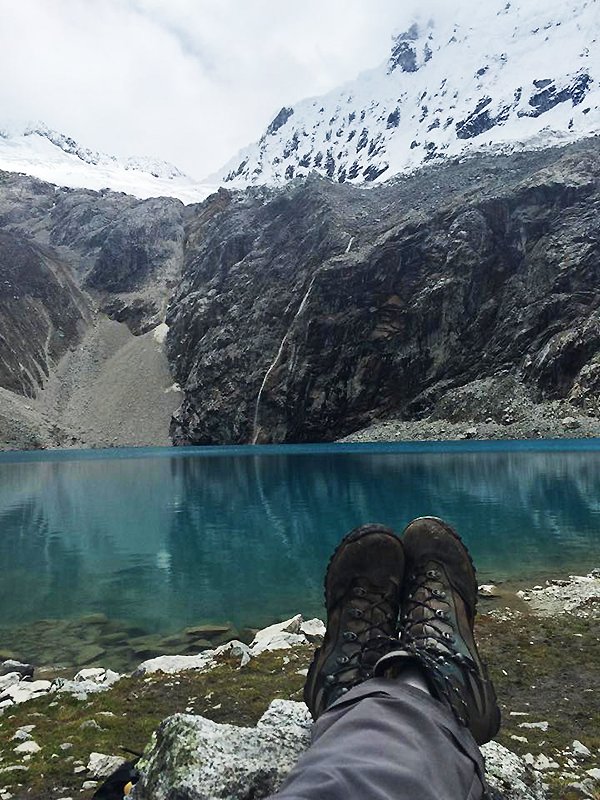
[0,444,599,635]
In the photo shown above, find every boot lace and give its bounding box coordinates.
[402,568,478,727]
[324,581,399,697]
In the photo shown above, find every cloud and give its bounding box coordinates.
[0,0,481,178]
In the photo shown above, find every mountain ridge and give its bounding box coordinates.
[0,122,215,203]
[214,0,600,188]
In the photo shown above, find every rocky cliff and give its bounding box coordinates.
[0,137,599,448]
[169,138,600,445]
[0,170,188,448]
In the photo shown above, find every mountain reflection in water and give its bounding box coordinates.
[0,442,599,633]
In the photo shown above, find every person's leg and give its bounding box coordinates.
[276,677,486,800]
[271,517,499,800]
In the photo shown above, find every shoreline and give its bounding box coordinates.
[0,570,598,800]
[0,562,598,677]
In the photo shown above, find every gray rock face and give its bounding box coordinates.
[0,171,187,336]
[2,137,600,448]
[168,139,600,445]
[133,700,312,800]
[0,230,90,395]
[133,701,547,800]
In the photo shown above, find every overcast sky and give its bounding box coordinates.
[1,0,460,179]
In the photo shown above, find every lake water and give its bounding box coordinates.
[1,440,599,669]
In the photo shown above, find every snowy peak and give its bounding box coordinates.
[22,123,185,179]
[387,22,433,75]
[216,0,600,188]
[0,123,215,204]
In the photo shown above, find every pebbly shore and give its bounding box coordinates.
[0,571,598,800]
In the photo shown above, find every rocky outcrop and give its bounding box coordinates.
[0,171,187,335]
[168,139,600,445]
[133,700,548,800]
[0,230,90,396]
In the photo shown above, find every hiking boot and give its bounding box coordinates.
[304,524,405,720]
[396,516,500,745]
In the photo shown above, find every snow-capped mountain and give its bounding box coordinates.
[0,123,215,204]
[215,0,600,187]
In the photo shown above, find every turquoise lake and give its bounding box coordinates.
[1,440,600,667]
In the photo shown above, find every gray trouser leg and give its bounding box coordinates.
[271,678,486,800]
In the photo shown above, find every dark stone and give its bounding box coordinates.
[388,25,420,73]
[386,108,401,129]
[522,73,592,118]
[456,97,510,139]
[266,107,294,136]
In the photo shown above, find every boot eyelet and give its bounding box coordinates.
[443,632,454,643]
[353,587,367,597]
[324,674,336,685]
[350,608,363,618]
[337,655,349,665]
[343,631,357,642]
[426,569,440,579]
[435,609,447,619]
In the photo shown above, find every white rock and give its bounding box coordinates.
[55,669,120,695]
[134,700,312,800]
[86,752,127,779]
[531,753,559,771]
[81,781,99,790]
[478,584,500,597]
[11,729,32,741]
[213,640,252,668]
[0,672,22,692]
[73,668,105,682]
[519,721,549,731]
[13,741,41,755]
[586,768,600,780]
[510,735,529,743]
[572,739,591,758]
[152,322,169,344]
[2,682,51,705]
[561,416,580,429]
[250,615,307,655]
[136,651,216,676]
[299,619,326,639]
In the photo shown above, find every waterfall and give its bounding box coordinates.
[251,274,318,444]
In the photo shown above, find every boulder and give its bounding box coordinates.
[134,701,547,800]
[86,752,128,779]
[0,660,34,679]
[133,701,311,799]
[249,615,308,655]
